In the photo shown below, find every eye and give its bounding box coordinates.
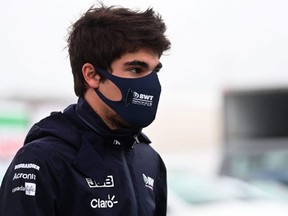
[129,67,143,74]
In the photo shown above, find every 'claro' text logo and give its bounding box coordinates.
[90,194,118,209]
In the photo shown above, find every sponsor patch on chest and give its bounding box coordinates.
[143,174,154,190]
[86,175,114,188]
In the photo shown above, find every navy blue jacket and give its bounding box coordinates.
[0,98,167,216]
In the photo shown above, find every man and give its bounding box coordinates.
[0,4,171,216]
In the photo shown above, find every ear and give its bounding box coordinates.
[82,63,101,88]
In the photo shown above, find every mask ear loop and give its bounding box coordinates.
[94,67,125,102]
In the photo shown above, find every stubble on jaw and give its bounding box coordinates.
[104,109,133,129]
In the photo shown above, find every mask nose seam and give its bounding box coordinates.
[125,88,134,107]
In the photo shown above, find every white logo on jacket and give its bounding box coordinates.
[90,194,118,208]
[11,182,36,196]
[86,175,114,188]
[113,140,121,145]
[25,182,36,196]
[143,174,154,190]
[13,172,36,181]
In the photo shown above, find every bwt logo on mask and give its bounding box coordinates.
[132,92,154,107]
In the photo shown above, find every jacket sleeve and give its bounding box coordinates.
[0,141,61,216]
[154,155,167,216]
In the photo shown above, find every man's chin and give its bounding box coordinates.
[108,114,136,129]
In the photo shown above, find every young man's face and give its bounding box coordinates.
[98,49,162,101]
[96,48,163,129]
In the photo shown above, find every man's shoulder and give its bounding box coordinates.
[18,136,72,160]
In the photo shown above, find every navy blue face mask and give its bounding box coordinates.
[94,67,161,128]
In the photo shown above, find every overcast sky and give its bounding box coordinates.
[1,0,288,104]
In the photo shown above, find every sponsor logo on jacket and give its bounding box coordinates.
[14,163,40,171]
[86,175,114,188]
[143,174,154,190]
[13,172,36,181]
[90,195,118,209]
[12,182,36,196]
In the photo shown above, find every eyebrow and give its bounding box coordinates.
[124,60,149,68]
[124,60,163,71]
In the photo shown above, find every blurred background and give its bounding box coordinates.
[1,0,288,215]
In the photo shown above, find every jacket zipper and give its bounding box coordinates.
[121,149,138,215]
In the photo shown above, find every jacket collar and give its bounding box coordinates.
[75,97,142,149]
[65,97,152,183]
[73,137,110,183]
